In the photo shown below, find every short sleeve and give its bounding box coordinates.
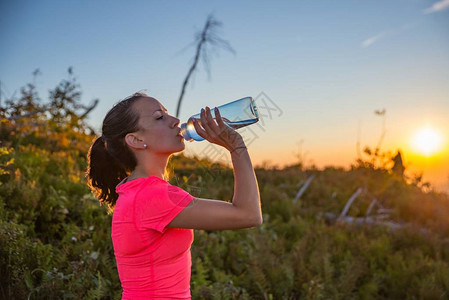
[133,180,194,232]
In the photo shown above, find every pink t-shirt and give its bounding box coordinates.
[112,176,194,299]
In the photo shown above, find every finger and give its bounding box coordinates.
[205,106,221,135]
[214,107,227,128]
[192,118,209,139]
[214,107,234,139]
[204,106,215,123]
[204,106,217,127]
[200,107,218,136]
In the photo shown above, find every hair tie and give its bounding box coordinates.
[99,136,108,150]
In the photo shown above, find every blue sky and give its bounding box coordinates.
[1,0,449,191]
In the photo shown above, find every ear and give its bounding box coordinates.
[125,133,146,150]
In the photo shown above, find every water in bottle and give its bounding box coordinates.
[180,96,259,142]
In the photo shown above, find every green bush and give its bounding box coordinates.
[1,76,449,299]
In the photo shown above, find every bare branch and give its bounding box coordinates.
[175,14,235,118]
[7,107,49,121]
[79,99,99,119]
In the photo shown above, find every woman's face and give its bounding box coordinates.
[132,97,185,154]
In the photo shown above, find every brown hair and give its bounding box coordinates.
[86,92,146,213]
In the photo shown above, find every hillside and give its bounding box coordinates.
[1,79,448,299]
[1,141,448,299]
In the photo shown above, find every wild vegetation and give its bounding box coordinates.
[1,73,448,299]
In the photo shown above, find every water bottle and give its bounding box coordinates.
[180,96,259,142]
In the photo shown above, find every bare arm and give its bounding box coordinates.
[168,106,262,230]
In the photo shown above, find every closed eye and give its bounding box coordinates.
[157,115,164,120]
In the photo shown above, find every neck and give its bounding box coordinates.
[130,152,170,180]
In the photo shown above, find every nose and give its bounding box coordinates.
[171,116,180,128]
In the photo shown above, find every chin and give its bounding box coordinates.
[160,139,185,154]
[173,143,186,153]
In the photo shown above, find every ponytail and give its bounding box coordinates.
[86,93,144,213]
[87,136,128,212]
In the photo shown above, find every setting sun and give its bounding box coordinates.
[411,127,444,157]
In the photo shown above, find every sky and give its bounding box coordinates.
[1,0,448,193]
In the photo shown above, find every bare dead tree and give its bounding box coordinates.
[175,14,235,118]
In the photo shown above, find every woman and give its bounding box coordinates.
[87,92,262,299]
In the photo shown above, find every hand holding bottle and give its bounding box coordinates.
[192,106,245,152]
[180,96,259,142]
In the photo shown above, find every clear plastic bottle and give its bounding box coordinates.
[180,96,259,142]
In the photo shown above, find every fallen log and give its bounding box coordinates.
[292,174,315,204]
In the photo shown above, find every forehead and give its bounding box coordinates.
[133,97,166,116]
